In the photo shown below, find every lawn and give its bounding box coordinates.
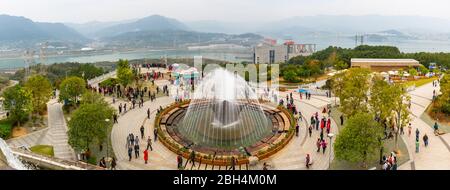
[404,77,438,88]
[30,145,55,157]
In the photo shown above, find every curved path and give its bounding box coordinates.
[399,80,450,170]
[110,95,176,170]
[256,91,338,170]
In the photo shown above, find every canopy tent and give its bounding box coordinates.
[297,89,309,93]
[172,67,200,79]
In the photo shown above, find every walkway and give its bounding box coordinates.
[7,99,76,161]
[399,81,450,170]
[254,91,338,170]
[110,95,177,170]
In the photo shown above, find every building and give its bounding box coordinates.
[350,58,422,72]
[253,41,316,64]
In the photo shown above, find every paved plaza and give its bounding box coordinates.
[6,68,448,170]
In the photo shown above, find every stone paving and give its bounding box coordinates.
[109,95,177,170]
[254,91,338,170]
[399,81,450,170]
[99,70,450,170]
[7,99,76,161]
[107,78,338,170]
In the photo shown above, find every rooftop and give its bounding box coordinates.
[351,58,419,63]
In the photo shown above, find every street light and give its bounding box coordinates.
[327,133,335,169]
[105,118,110,169]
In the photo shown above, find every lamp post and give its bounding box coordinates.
[327,133,335,169]
[105,118,110,170]
[105,118,110,161]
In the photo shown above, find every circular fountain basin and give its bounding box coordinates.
[156,101,294,164]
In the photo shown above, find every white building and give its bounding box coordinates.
[253,42,316,64]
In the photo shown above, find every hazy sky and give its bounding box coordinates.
[1,0,450,23]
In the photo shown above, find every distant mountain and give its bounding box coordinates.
[185,20,265,34]
[267,15,450,34]
[362,29,417,42]
[0,14,88,47]
[102,30,263,48]
[65,19,138,38]
[94,15,189,38]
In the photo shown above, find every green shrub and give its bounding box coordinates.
[87,156,97,165]
[442,102,450,115]
[0,119,12,139]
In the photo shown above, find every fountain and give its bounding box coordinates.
[0,138,28,170]
[179,69,271,148]
[157,68,294,165]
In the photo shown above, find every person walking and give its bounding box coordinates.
[326,118,331,134]
[189,150,196,167]
[423,134,429,147]
[321,140,328,154]
[311,117,317,131]
[130,134,135,146]
[177,154,183,169]
[295,124,299,137]
[135,135,140,145]
[308,125,312,137]
[154,128,158,141]
[305,154,311,169]
[143,149,149,164]
[111,157,116,170]
[228,157,236,170]
[434,122,440,134]
[113,114,118,123]
[128,144,133,161]
[147,136,153,151]
[408,123,412,137]
[316,138,321,152]
[340,115,344,126]
[134,143,140,158]
[415,128,420,142]
[147,108,151,119]
[140,125,145,139]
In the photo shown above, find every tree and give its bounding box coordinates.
[418,65,429,76]
[338,68,371,117]
[437,74,450,114]
[408,68,418,79]
[80,91,109,107]
[67,103,115,151]
[117,59,133,88]
[369,76,411,149]
[59,76,86,105]
[334,60,348,70]
[2,85,33,126]
[283,70,299,83]
[370,76,394,124]
[24,75,52,115]
[334,112,384,167]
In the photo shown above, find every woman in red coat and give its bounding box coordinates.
[144,149,149,164]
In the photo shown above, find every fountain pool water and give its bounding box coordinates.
[0,138,28,170]
[158,68,294,162]
[177,69,272,149]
